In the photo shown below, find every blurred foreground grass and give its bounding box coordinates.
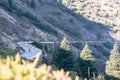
[0,53,80,80]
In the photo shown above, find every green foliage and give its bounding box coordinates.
[52,37,75,71]
[32,41,43,49]
[52,37,84,78]
[0,46,15,57]
[52,41,99,79]
[32,41,52,54]
[78,43,97,78]
[105,44,120,79]
[73,61,82,77]
[69,71,78,80]
[53,37,82,76]
[60,37,71,51]
[80,43,95,62]
[52,48,75,71]
[77,58,97,79]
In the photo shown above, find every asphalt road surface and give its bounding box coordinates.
[17,41,42,60]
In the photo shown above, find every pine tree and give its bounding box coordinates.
[60,37,70,51]
[106,44,120,79]
[79,43,97,78]
[80,43,95,62]
[52,37,74,71]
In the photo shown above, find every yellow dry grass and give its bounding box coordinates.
[0,53,79,80]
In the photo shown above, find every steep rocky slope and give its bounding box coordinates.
[62,0,120,41]
[0,0,114,73]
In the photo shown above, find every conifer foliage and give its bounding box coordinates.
[79,43,97,78]
[80,43,95,62]
[60,37,71,51]
[52,37,74,71]
[106,44,120,79]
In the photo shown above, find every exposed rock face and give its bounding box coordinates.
[0,0,115,73]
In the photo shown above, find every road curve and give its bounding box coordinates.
[17,41,42,60]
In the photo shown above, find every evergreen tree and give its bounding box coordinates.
[60,37,70,51]
[106,44,120,79]
[80,43,95,62]
[79,43,97,79]
[52,37,74,71]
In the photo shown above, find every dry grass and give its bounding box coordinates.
[0,53,80,80]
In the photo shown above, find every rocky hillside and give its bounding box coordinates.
[62,0,120,41]
[0,0,116,73]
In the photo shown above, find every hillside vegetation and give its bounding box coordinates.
[0,53,105,80]
[1,0,120,79]
[62,0,120,41]
[0,42,120,80]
